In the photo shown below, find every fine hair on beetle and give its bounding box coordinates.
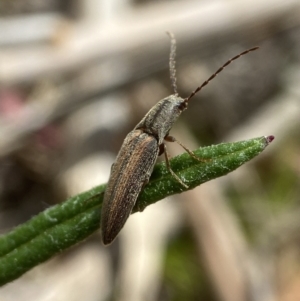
[100,32,259,245]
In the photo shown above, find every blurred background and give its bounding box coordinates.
[0,0,300,300]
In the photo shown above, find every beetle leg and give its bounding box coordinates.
[165,135,208,163]
[163,143,188,189]
[158,143,165,156]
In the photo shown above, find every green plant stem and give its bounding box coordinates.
[0,136,273,286]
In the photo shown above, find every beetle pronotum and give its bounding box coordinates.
[101,33,258,245]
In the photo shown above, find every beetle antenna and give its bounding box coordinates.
[167,31,178,95]
[185,46,259,103]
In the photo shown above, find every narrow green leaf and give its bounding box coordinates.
[0,136,273,286]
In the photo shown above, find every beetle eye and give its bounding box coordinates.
[178,102,187,111]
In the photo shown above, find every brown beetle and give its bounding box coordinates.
[101,33,258,245]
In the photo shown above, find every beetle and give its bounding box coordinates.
[101,33,258,245]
